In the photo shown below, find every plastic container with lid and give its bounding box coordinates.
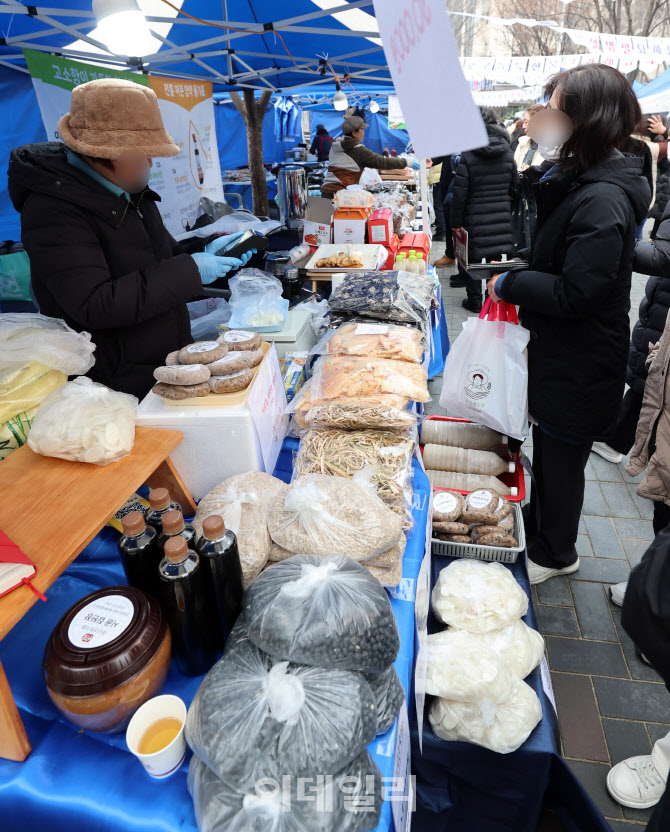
[197,515,244,643]
[416,254,427,275]
[405,255,419,274]
[42,586,171,734]
[117,511,162,601]
[145,488,181,533]
[157,509,196,551]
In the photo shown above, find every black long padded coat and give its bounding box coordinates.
[628,198,670,393]
[8,142,204,400]
[501,153,651,443]
[449,124,516,262]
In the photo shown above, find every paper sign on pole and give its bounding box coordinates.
[453,227,469,271]
[23,48,224,237]
[373,0,487,157]
[388,94,406,130]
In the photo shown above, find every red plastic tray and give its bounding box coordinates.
[420,415,526,502]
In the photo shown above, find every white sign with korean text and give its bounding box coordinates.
[247,344,288,475]
[373,0,487,157]
[392,701,414,832]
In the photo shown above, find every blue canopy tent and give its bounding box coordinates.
[636,64,670,114]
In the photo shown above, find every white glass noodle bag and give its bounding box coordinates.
[0,313,95,375]
[439,300,529,440]
[431,560,528,633]
[429,676,543,754]
[227,269,289,330]
[27,377,137,465]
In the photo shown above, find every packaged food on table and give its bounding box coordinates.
[27,376,137,465]
[244,554,400,672]
[293,428,415,524]
[432,490,466,522]
[431,560,528,633]
[366,534,406,568]
[312,321,425,363]
[188,750,383,832]
[227,271,289,331]
[311,355,429,402]
[428,621,544,679]
[427,470,516,496]
[425,629,515,702]
[193,472,287,588]
[421,420,506,450]
[366,555,404,588]
[152,381,211,401]
[428,677,543,754]
[185,623,377,788]
[305,396,416,431]
[178,341,227,365]
[423,445,515,477]
[267,474,404,560]
[364,666,405,735]
[327,271,434,325]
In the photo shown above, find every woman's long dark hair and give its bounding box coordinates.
[544,63,641,171]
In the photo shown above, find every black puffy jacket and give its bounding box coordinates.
[450,124,516,262]
[628,198,670,393]
[8,143,204,400]
[501,153,651,443]
[649,155,670,222]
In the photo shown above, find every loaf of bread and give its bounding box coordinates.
[207,352,248,375]
[153,364,211,385]
[208,368,253,394]
[478,532,518,548]
[220,330,263,351]
[433,521,469,535]
[152,381,210,400]
[432,490,465,522]
[165,350,181,366]
[240,348,264,368]
[179,341,227,365]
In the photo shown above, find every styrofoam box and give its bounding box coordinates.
[135,393,265,502]
[261,310,317,359]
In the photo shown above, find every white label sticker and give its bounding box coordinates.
[219,368,248,380]
[354,323,389,336]
[186,342,219,354]
[468,489,495,509]
[225,331,254,343]
[540,655,557,716]
[178,363,207,372]
[67,595,134,650]
[370,224,387,243]
[433,492,460,515]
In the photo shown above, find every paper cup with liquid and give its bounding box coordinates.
[126,694,187,778]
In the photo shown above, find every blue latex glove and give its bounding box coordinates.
[412,159,421,170]
[204,230,246,256]
[192,252,244,284]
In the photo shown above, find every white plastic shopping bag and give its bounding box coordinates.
[439,299,529,439]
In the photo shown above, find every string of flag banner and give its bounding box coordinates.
[470,86,545,107]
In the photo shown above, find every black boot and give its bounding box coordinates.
[462,298,482,313]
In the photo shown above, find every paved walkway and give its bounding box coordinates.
[429,243,670,830]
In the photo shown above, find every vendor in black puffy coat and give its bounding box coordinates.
[450,107,516,312]
[487,64,651,586]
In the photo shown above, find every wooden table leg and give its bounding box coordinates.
[145,455,198,516]
[0,660,30,761]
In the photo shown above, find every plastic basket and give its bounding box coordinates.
[431,503,525,564]
[420,415,526,502]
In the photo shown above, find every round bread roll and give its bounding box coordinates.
[498,512,514,532]
[494,496,512,520]
[478,532,518,548]
[465,488,499,513]
[240,347,264,368]
[433,490,465,522]
[461,508,497,525]
[153,364,211,385]
[165,350,181,366]
[208,368,253,394]
[438,534,472,544]
[471,524,500,542]
[207,352,248,375]
[178,341,227,365]
[220,330,262,351]
[152,381,210,400]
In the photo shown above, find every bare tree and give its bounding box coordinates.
[229,89,272,216]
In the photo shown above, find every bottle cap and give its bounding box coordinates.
[409,249,416,255]
[202,515,226,540]
[164,536,188,564]
[122,511,145,537]
[418,253,425,260]
[409,255,417,261]
[162,510,185,535]
[149,488,171,511]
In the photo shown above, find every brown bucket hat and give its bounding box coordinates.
[58,78,180,159]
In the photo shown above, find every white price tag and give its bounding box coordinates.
[540,655,557,716]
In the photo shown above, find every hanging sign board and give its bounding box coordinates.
[23,48,224,236]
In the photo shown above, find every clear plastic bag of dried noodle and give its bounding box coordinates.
[193,472,287,588]
[267,474,403,560]
[185,620,377,788]
[188,750,383,832]
[310,355,430,403]
[327,271,433,325]
[293,428,415,527]
[245,554,400,672]
[311,322,426,364]
[305,396,417,432]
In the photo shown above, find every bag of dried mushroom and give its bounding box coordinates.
[312,322,425,364]
[310,355,430,402]
[294,428,415,527]
[267,473,403,560]
[193,471,287,588]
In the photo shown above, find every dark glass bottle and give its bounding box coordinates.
[197,515,244,643]
[159,537,220,676]
[157,510,196,551]
[145,488,182,533]
[117,511,162,601]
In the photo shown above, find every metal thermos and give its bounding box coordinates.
[277,165,307,229]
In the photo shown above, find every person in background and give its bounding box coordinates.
[514,104,546,171]
[646,115,669,239]
[486,64,650,585]
[450,106,516,312]
[433,154,457,267]
[508,117,525,152]
[623,115,660,239]
[321,116,415,197]
[309,124,333,162]
[429,157,446,242]
[8,78,254,400]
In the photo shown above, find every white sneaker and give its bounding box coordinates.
[527,558,580,585]
[609,581,628,607]
[607,755,667,809]
[592,441,623,464]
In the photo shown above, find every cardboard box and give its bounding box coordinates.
[334,206,370,245]
[303,196,334,251]
[380,234,400,269]
[280,351,308,402]
[368,208,394,245]
[398,231,431,261]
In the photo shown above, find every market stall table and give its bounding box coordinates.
[0,455,430,832]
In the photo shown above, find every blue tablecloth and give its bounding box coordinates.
[410,554,612,832]
[0,451,430,832]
